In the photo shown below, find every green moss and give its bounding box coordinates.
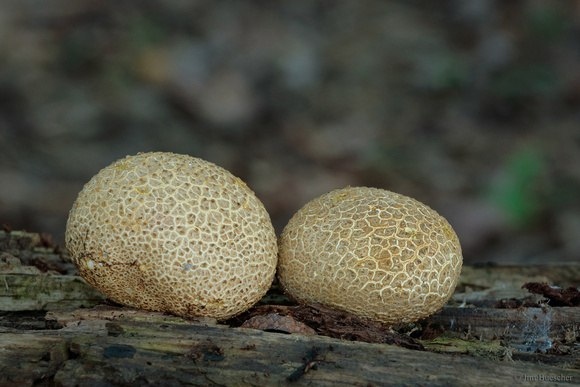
[421,335,505,358]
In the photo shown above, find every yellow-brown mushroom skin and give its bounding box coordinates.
[277,186,462,326]
[65,152,277,321]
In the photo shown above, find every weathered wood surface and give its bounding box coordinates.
[1,230,580,386]
[2,307,579,387]
[0,230,105,311]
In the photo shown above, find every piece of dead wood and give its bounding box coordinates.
[230,303,424,350]
[522,282,580,307]
[0,230,74,274]
[46,304,217,335]
[5,313,579,387]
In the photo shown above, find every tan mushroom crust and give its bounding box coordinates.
[277,186,462,326]
[66,152,277,321]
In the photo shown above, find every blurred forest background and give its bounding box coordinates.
[1,0,580,265]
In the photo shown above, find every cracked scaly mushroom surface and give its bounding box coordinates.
[66,152,278,321]
[277,186,462,326]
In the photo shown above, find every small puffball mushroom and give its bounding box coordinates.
[277,186,462,326]
[66,152,277,321]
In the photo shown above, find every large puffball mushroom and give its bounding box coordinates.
[65,152,277,321]
[277,186,462,326]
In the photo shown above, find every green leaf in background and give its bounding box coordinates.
[488,145,547,228]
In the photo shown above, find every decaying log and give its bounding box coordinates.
[0,230,104,311]
[1,305,579,386]
[1,230,580,386]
